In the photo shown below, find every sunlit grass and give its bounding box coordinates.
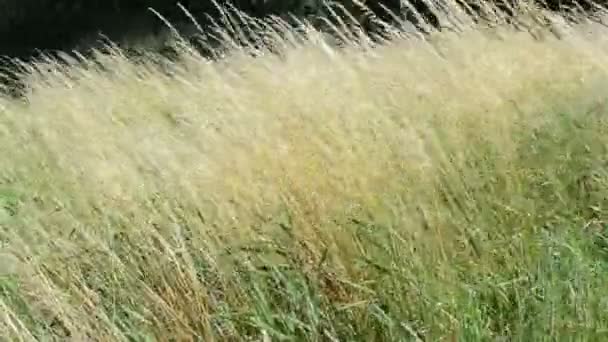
[2,6,608,340]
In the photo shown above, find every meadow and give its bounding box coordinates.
[2,6,608,341]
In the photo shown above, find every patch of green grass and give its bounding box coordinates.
[0,188,19,223]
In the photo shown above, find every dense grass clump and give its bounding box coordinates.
[2,10,608,341]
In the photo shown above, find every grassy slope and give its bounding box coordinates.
[2,14,608,341]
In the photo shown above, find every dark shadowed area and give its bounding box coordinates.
[0,0,319,97]
[0,1,208,57]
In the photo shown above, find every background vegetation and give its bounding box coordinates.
[0,0,326,60]
[2,2,608,341]
[0,1,218,59]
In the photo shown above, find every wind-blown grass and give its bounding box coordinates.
[2,9,608,341]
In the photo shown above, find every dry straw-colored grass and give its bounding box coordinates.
[2,6,608,340]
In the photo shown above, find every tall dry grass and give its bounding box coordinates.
[2,6,608,340]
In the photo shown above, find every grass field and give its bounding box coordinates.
[2,8,608,341]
